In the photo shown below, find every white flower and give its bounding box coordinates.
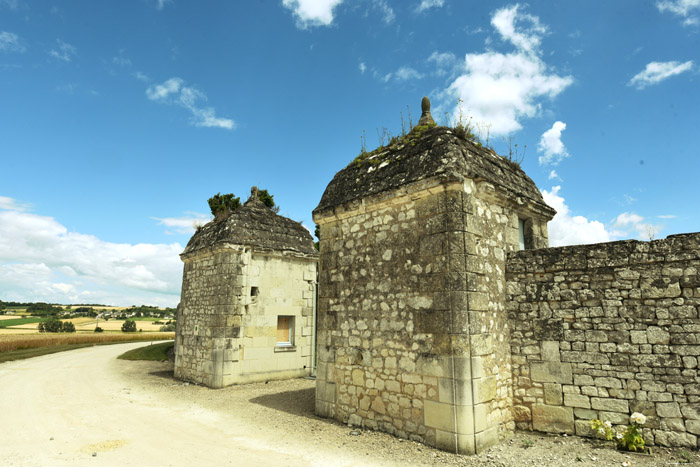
[616,432,623,439]
[630,412,647,425]
[604,421,612,428]
[598,427,606,435]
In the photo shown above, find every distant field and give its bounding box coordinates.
[0,317,168,333]
[0,318,44,328]
[0,332,175,353]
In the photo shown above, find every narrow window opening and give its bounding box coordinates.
[251,286,259,298]
[518,218,526,251]
[276,316,294,346]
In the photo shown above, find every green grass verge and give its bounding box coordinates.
[0,344,97,362]
[0,317,44,328]
[117,341,174,361]
[0,338,173,364]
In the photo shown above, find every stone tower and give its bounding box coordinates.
[175,187,318,388]
[312,99,555,454]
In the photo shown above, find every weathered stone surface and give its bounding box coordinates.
[532,405,574,434]
[175,188,318,388]
[530,361,573,384]
[507,233,700,449]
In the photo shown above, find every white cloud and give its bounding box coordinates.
[538,121,570,166]
[541,187,665,246]
[0,196,30,211]
[373,0,395,24]
[428,51,459,76]
[146,77,235,130]
[395,66,423,81]
[155,0,172,10]
[152,213,211,235]
[448,4,572,135]
[491,4,547,54]
[656,0,700,25]
[282,0,344,29]
[113,53,132,67]
[48,39,77,62]
[0,31,25,53]
[0,201,182,306]
[628,60,694,89]
[416,0,444,13]
[658,214,676,219]
[612,212,662,240]
[548,170,560,180]
[359,62,367,74]
[0,0,18,9]
[133,71,149,82]
[542,186,612,247]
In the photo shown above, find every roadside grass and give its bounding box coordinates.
[0,317,44,328]
[0,332,175,357]
[117,341,174,361]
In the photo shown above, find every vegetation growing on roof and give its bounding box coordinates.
[207,189,278,217]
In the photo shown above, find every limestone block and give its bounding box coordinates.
[472,376,497,404]
[591,398,628,413]
[647,326,670,345]
[686,420,700,435]
[654,430,697,448]
[424,400,456,432]
[564,393,590,409]
[532,405,574,434]
[541,341,561,362]
[656,402,682,418]
[530,361,573,384]
[575,419,597,437]
[474,426,499,453]
[512,405,532,422]
[544,383,563,406]
[470,334,493,356]
[438,377,473,406]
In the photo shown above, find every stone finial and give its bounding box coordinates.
[417,96,435,126]
[247,186,262,205]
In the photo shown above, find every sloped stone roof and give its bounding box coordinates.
[314,125,555,219]
[182,188,317,258]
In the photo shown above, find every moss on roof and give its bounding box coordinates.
[314,126,555,219]
[182,189,317,258]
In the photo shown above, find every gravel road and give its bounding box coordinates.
[1,342,697,466]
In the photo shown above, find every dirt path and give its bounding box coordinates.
[1,343,697,467]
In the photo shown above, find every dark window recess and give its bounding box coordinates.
[251,286,259,298]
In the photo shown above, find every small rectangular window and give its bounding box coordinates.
[276,316,293,346]
[518,218,526,250]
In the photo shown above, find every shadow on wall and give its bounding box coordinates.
[249,387,316,421]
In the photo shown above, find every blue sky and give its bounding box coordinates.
[1,0,698,307]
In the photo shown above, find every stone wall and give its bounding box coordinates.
[175,245,316,387]
[507,233,700,448]
[314,177,551,454]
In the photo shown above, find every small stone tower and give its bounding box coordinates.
[175,187,318,388]
[312,98,555,454]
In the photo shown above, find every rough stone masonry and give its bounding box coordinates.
[175,187,318,388]
[508,234,700,449]
[312,98,555,454]
[312,97,699,454]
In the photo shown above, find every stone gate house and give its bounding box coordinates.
[312,100,555,454]
[174,187,318,388]
[313,98,700,454]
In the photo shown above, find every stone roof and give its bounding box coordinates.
[182,187,318,258]
[314,124,556,219]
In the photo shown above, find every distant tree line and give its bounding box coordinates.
[38,317,75,333]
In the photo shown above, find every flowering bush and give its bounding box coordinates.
[591,412,646,452]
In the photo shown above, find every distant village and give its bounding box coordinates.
[0,300,175,321]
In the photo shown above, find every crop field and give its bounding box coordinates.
[0,317,44,328]
[0,332,175,353]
